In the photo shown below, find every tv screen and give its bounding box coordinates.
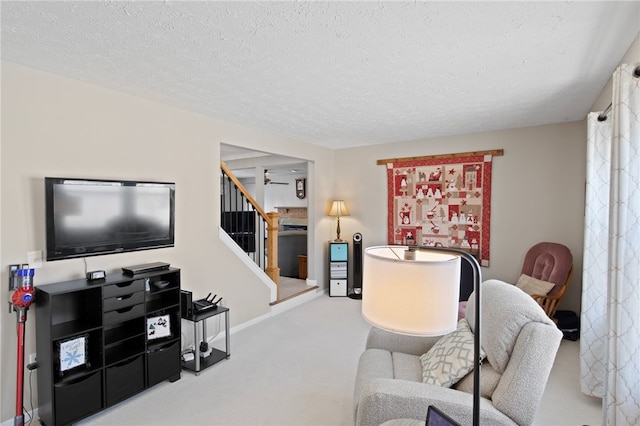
[45,177,175,261]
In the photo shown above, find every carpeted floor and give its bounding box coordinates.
[277,276,315,301]
[76,294,601,426]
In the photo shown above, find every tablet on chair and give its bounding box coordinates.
[425,406,462,426]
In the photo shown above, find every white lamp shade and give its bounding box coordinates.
[362,246,461,336]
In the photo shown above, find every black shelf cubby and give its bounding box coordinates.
[104,317,145,346]
[104,335,145,367]
[149,271,180,291]
[146,288,180,314]
[146,307,180,349]
[49,287,102,340]
[52,328,102,386]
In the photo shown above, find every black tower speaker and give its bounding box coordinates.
[349,232,363,299]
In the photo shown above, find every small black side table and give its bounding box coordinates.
[181,306,230,375]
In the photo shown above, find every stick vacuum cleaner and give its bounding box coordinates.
[10,267,35,426]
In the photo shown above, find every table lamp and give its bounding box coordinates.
[362,245,482,426]
[327,200,349,242]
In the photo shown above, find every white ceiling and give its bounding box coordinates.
[2,1,639,149]
[220,142,307,179]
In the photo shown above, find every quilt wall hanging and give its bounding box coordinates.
[378,149,503,266]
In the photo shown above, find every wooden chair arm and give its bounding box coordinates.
[531,291,566,321]
[531,293,562,302]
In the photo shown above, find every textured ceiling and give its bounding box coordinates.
[2,1,639,149]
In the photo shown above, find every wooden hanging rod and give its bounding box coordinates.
[376,149,504,165]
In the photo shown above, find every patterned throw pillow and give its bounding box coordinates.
[515,273,555,296]
[420,319,485,388]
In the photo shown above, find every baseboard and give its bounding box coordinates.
[204,288,322,346]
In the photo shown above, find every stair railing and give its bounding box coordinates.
[220,161,280,286]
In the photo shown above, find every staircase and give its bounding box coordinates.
[220,161,280,287]
[221,161,321,305]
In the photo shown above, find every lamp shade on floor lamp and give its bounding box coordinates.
[362,246,460,336]
[361,245,482,426]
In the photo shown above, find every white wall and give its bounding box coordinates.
[265,174,308,213]
[334,121,587,312]
[242,173,309,213]
[0,62,335,422]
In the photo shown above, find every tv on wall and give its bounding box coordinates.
[45,177,175,261]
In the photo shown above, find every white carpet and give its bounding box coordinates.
[277,276,315,301]
[80,295,369,426]
[77,294,601,426]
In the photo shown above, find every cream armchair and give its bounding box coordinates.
[353,279,562,426]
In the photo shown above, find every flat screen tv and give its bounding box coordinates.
[45,177,175,261]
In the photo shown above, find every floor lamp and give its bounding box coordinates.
[361,245,482,426]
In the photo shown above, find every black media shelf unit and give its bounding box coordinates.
[35,268,182,426]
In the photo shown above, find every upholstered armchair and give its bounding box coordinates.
[353,280,562,426]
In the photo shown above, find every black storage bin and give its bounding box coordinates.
[147,340,180,386]
[554,310,580,341]
[54,371,103,425]
[105,355,145,406]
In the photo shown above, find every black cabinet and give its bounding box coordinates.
[35,268,181,426]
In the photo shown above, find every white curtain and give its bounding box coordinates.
[581,112,610,398]
[581,63,640,425]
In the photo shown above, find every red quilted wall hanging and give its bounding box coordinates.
[380,150,503,266]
